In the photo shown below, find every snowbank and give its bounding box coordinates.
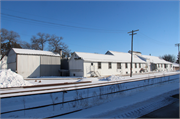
[0,69,32,88]
[99,75,125,81]
[106,75,125,81]
[77,75,125,83]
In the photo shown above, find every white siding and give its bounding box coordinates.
[17,55,40,78]
[69,54,84,77]
[83,62,147,77]
[40,56,60,76]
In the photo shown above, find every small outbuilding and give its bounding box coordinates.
[7,48,61,78]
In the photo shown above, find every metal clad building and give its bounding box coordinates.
[7,48,61,78]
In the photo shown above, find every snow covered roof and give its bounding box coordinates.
[173,63,179,67]
[11,48,60,57]
[75,52,118,62]
[74,51,146,63]
[137,55,172,64]
[106,51,146,63]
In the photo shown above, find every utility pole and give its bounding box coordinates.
[128,29,139,77]
[175,43,180,65]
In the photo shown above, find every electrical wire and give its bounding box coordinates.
[1,13,129,32]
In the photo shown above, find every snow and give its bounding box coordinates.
[1,72,179,118]
[106,50,146,63]
[12,48,60,56]
[58,78,179,118]
[173,63,179,67]
[137,54,172,64]
[0,69,32,88]
[75,51,145,63]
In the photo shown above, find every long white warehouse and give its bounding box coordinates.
[69,51,147,77]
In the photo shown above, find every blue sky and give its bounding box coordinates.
[1,1,179,59]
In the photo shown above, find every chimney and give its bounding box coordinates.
[149,54,151,56]
[59,49,62,57]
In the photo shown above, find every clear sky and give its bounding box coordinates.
[1,1,179,59]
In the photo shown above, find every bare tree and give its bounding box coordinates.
[1,28,21,57]
[1,28,9,43]
[48,35,71,58]
[31,32,50,50]
[19,41,32,49]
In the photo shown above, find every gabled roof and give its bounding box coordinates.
[136,55,172,64]
[11,48,60,56]
[106,51,146,63]
[74,51,146,63]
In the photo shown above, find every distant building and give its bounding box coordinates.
[7,48,61,78]
[173,63,179,71]
[135,52,173,72]
[69,51,146,77]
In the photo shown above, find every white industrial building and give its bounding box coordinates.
[69,51,147,77]
[7,48,61,78]
[136,53,173,72]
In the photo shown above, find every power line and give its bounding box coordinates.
[1,13,129,32]
[1,7,89,27]
[138,32,171,46]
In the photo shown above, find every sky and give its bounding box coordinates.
[1,1,179,59]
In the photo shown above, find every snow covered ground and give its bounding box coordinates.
[1,73,179,118]
[0,69,179,88]
[0,69,32,88]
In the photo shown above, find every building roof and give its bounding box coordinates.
[137,55,172,64]
[106,51,146,63]
[12,48,60,56]
[74,51,146,63]
[173,63,179,67]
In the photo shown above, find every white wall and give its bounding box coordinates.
[40,56,60,76]
[17,55,40,78]
[152,63,173,72]
[83,61,147,77]
[69,54,84,77]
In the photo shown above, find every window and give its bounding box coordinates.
[170,64,172,68]
[164,64,167,68]
[135,63,137,68]
[136,71,137,73]
[117,63,121,69]
[98,62,101,69]
[126,72,128,74]
[108,62,112,69]
[91,63,93,66]
[161,64,163,68]
[125,63,128,68]
[139,63,141,68]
